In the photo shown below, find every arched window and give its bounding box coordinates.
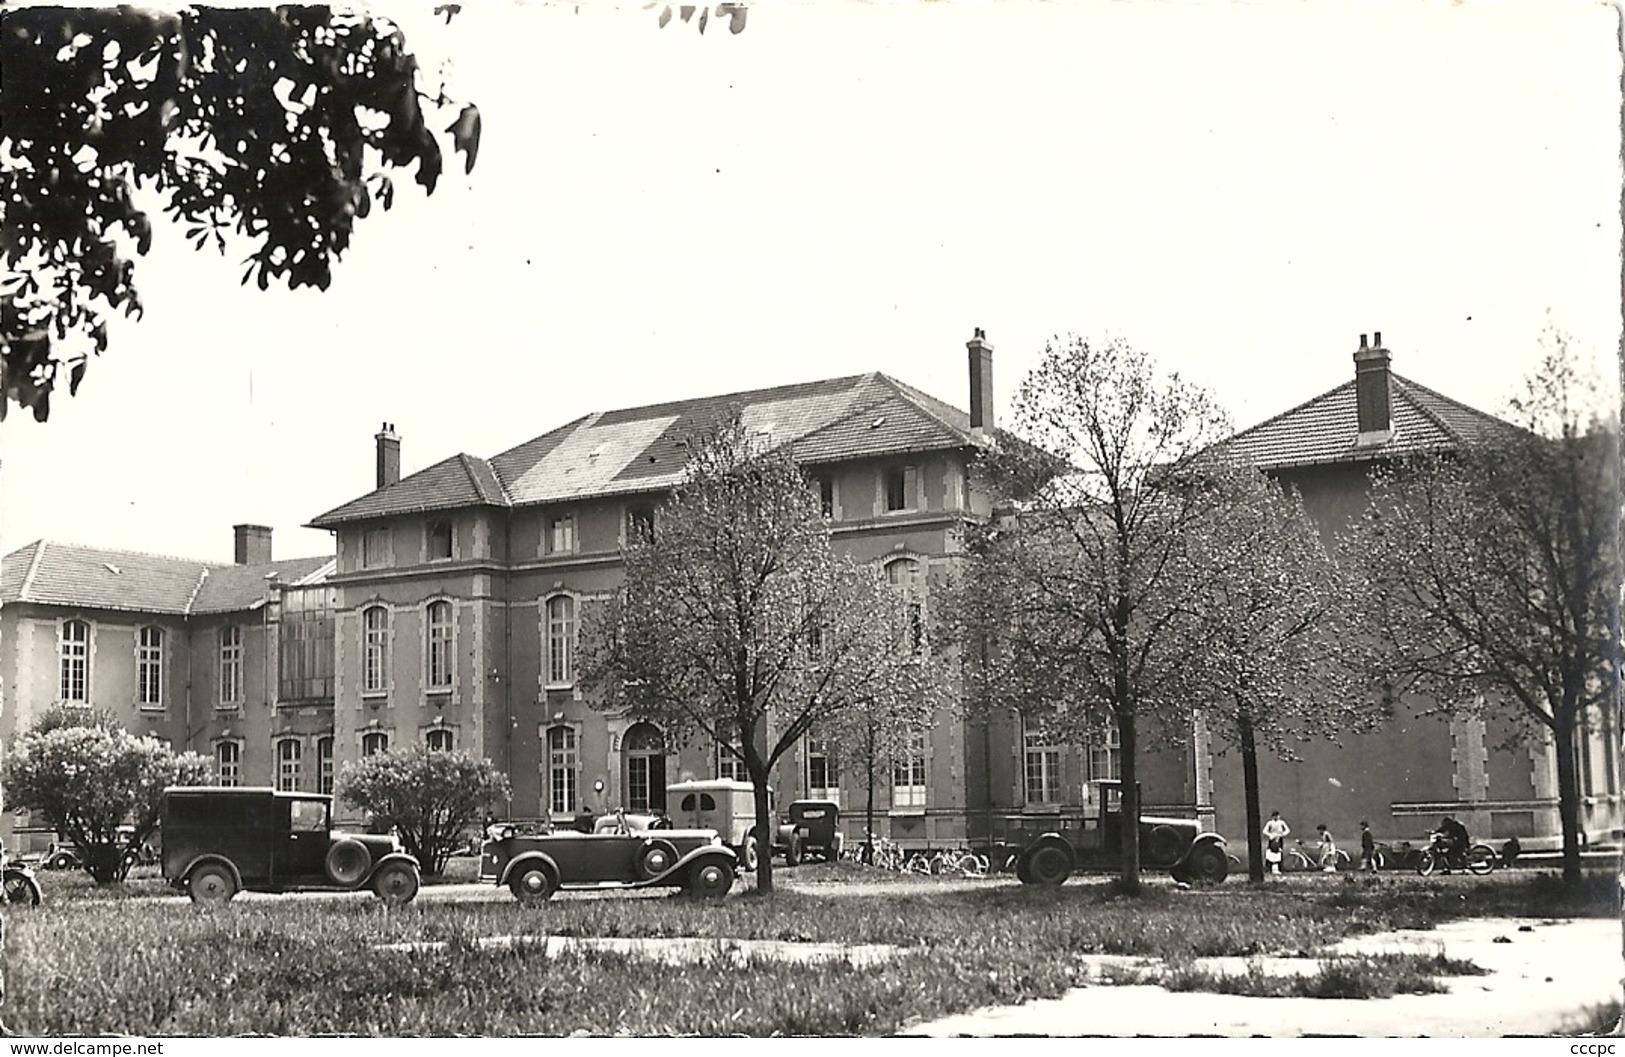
[137,626,164,707]
[545,596,576,686]
[546,725,578,815]
[426,728,454,752]
[215,741,241,787]
[317,736,335,795]
[219,626,243,705]
[59,619,89,702]
[362,606,390,694]
[623,723,666,813]
[885,558,926,656]
[426,600,453,690]
[361,731,390,757]
[277,738,302,792]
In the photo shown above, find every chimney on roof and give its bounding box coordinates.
[233,524,272,566]
[1353,331,1393,442]
[375,422,401,490]
[967,328,994,435]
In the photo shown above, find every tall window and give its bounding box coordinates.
[361,527,389,568]
[276,738,302,792]
[137,626,164,707]
[362,606,389,694]
[545,596,575,685]
[885,558,926,656]
[219,626,243,705]
[59,619,89,702]
[426,728,453,752]
[215,741,241,787]
[317,737,334,795]
[626,504,656,544]
[426,518,454,561]
[1023,730,1062,805]
[883,466,917,513]
[547,512,576,554]
[891,731,927,809]
[361,731,389,757]
[426,601,453,690]
[1088,723,1122,782]
[280,585,336,703]
[716,739,746,783]
[806,738,838,801]
[812,475,836,519]
[547,725,578,815]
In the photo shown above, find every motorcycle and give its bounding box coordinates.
[1416,830,1497,876]
[2,853,42,907]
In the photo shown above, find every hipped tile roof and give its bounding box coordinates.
[308,372,990,527]
[0,541,331,616]
[1226,373,1513,471]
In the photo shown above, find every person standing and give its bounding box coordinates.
[1316,823,1338,872]
[1262,810,1290,878]
[1359,820,1378,873]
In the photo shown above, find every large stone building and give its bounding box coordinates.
[1215,333,1622,851]
[0,527,335,850]
[2,330,1614,856]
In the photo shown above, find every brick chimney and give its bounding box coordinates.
[967,328,994,435]
[233,524,273,566]
[1353,331,1392,443]
[375,422,400,489]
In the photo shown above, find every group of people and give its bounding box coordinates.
[1260,811,1476,876]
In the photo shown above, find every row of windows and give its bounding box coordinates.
[57,620,244,708]
[214,729,455,793]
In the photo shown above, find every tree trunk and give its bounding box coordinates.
[1239,712,1265,884]
[750,765,775,894]
[1118,713,1141,895]
[863,724,877,865]
[1552,712,1584,886]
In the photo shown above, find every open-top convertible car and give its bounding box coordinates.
[480,812,737,904]
[161,786,421,905]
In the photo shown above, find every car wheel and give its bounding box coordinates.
[2,871,40,907]
[1026,843,1072,886]
[188,863,238,905]
[1146,825,1182,864]
[509,864,557,906]
[325,839,372,886]
[1185,844,1229,884]
[1015,847,1035,884]
[634,839,680,880]
[688,860,733,899]
[739,835,759,872]
[372,862,420,906]
[1466,844,1497,875]
[784,836,802,867]
[48,853,73,871]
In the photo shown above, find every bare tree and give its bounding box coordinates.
[960,335,1234,894]
[1183,468,1378,882]
[1344,330,1619,885]
[581,416,933,893]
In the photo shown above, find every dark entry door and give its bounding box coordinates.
[276,798,331,883]
[624,723,668,812]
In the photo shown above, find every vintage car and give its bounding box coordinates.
[787,800,843,863]
[479,813,737,904]
[665,779,801,869]
[1014,780,1231,885]
[160,786,421,905]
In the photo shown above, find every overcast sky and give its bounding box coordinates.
[1,0,1619,564]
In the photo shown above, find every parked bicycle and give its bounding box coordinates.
[1283,839,1351,872]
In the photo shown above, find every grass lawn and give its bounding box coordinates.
[5,862,1616,1037]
